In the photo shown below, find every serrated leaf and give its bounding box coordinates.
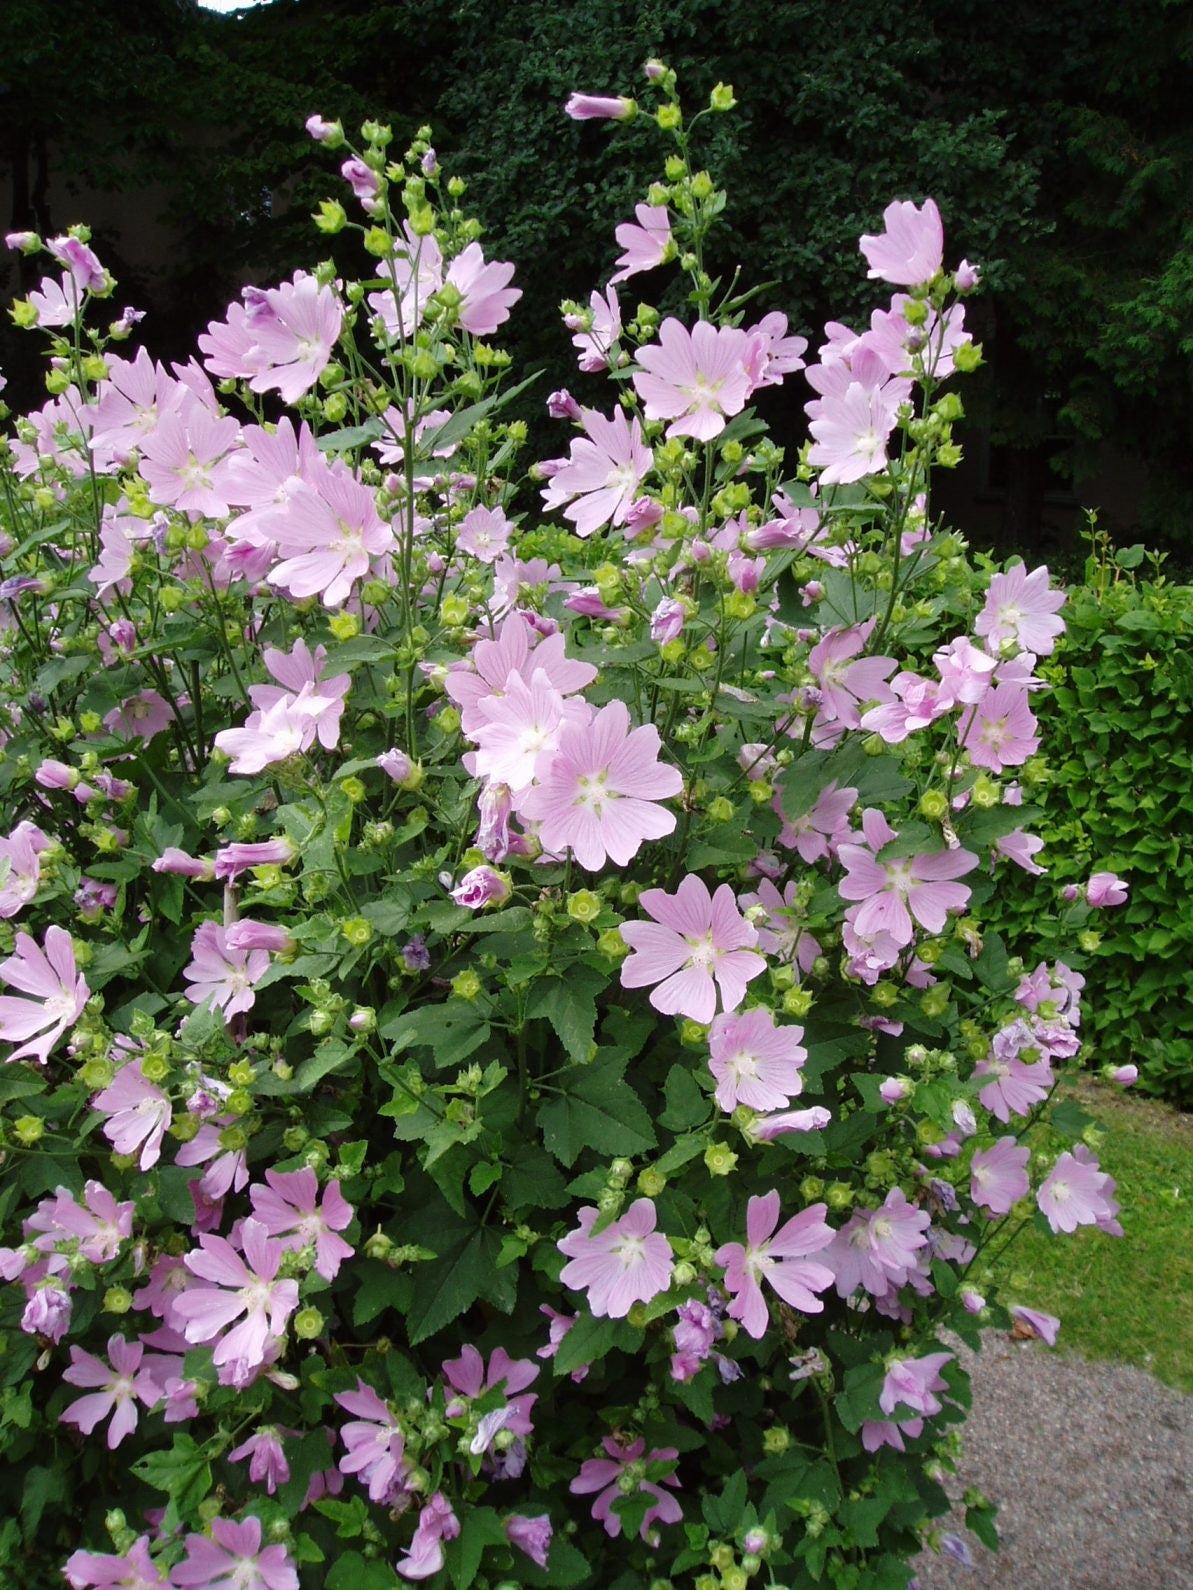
[443,1506,508,1589]
[553,1311,641,1376]
[526,964,605,1063]
[538,1055,656,1167]
[405,1223,515,1345]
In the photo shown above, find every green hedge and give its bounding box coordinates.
[993,551,1193,1104]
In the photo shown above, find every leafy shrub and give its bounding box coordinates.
[990,534,1193,1104]
[0,68,1127,1590]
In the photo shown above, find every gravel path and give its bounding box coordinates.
[911,1335,1193,1589]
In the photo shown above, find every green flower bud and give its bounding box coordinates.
[638,1167,667,1199]
[704,1142,738,1177]
[566,889,602,923]
[103,1286,133,1314]
[451,969,482,1001]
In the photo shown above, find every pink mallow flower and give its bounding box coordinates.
[610,203,672,284]
[335,1381,409,1504]
[0,924,88,1065]
[506,1515,553,1571]
[541,407,652,537]
[1037,1147,1122,1236]
[228,1426,291,1495]
[0,820,52,918]
[565,93,636,121]
[267,466,395,609]
[969,1137,1030,1216]
[1085,871,1128,907]
[174,1218,300,1374]
[879,1351,953,1419]
[248,1167,355,1280]
[570,1436,682,1541]
[60,1334,161,1449]
[974,561,1066,656]
[715,1190,835,1339]
[450,864,511,910]
[64,1537,167,1589]
[859,198,944,286]
[446,242,521,336]
[558,1197,673,1318]
[838,809,977,948]
[632,318,752,441]
[707,1007,806,1113]
[518,699,682,871]
[182,921,268,1018]
[619,874,765,1024]
[442,1344,539,1457]
[396,1492,460,1582]
[170,1515,297,1590]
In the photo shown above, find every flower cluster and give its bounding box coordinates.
[0,70,1125,1589]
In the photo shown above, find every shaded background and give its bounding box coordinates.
[3,0,1191,562]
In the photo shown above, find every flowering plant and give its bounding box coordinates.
[0,65,1127,1590]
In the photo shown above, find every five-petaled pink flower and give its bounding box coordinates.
[335,1379,409,1504]
[182,921,269,1018]
[60,1333,162,1450]
[558,1198,673,1318]
[248,1167,355,1281]
[838,809,977,949]
[174,1218,299,1374]
[619,874,766,1023]
[715,1190,835,1338]
[707,1007,807,1113]
[633,318,752,441]
[859,198,944,286]
[170,1514,298,1589]
[969,1137,1031,1215]
[518,699,682,870]
[570,1435,682,1541]
[1037,1147,1122,1236]
[64,1536,167,1589]
[0,925,89,1065]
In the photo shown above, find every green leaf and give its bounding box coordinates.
[502,1148,570,1212]
[516,1535,592,1587]
[325,1550,400,1588]
[405,1222,515,1345]
[553,1311,641,1376]
[659,1063,708,1131]
[526,964,605,1062]
[443,1506,508,1590]
[381,1002,492,1069]
[1050,1096,1095,1137]
[130,1434,211,1532]
[315,417,385,452]
[702,1469,748,1533]
[538,1054,656,1167]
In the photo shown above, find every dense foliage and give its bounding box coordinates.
[991,535,1193,1104]
[0,69,1130,1589]
[5,0,1193,544]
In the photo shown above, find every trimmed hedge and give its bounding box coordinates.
[992,554,1193,1104]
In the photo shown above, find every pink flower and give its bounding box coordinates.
[92,1060,172,1169]
[31,1179,133,1263]
[570,1436,682,1541]
[1085,871,1128,907]
[518,699,682,870]
[47,234,107,292]
[228,1426,291,1495]
[774,778,857,864]
[1010,1305,1060,1345]
[446,242,521,335]
[969,1137,1030,1215]
[619,874,766,1023]
[558,1197,673,1318]
[174,1219,300,1374]
[267,466,394,608]
[707,1007,807,1112]
[182,921,268,1018]
[0,925,89,1065]
[541,407,652,537]
[335,1380,409,1503]
[396,1493,460,1582]
[340,157,382,213]
[838,809,976,948]
[961,681,1039,772]
[568,285,622,372]
[807,379,904,485]
[633,318,752,441]
[456,504,513,563]
[450,864,511,910]
[0,820,52,918]
[565,93,635,121]
[444,612,596,738]
[61,1334,161,1449]
[996,828,1047,874]
[506,1515,553,1570]
[879,1351,953,1418]
[138,408,241,519]
[248,1167,354,1280]
[867,1187,932,1273]
[610,203,672,284]
[442,1344,539,1456]
[170,1515,298,1589]
[64,1537,166,1589]
[715,1190,834,1338]
[859,198,944,286]
[974,562,1066,656]
[1037,1148,1122,1236]
[807,623,897,732]
[239,272,343,403]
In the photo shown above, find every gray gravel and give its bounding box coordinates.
[911,1334,1193,1589]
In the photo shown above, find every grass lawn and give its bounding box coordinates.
[987,1078,1193,1393]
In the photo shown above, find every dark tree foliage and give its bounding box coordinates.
[3,0,1191,545]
